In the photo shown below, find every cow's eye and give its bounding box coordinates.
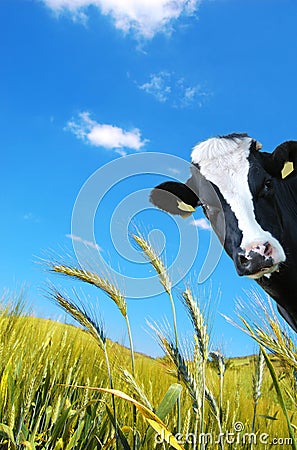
[258,178,274,198]
[264,179,273,190]
[262,179,274,196]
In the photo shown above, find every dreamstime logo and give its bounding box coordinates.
[155,422,293,447]
[70,152,224,298]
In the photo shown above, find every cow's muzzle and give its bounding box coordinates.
[236,241,281,279]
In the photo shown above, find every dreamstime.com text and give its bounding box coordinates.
[155,422,292,447]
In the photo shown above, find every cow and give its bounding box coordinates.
[150,133,297,333]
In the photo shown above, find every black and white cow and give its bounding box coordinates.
[150,133,297,332]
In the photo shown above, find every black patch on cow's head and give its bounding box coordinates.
[255,140,297,178]
[247,141,297,247]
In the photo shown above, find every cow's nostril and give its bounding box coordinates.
[238,254,250,267]
[264,242,273,257]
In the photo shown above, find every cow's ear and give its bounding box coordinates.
[271,141,297,179]
[150,179,201,217]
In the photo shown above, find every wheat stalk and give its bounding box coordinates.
[121,369,153,411]
[223,291,297,371]
[49,289,120,450]
[132,231,177,349]
[210,351,226,425]
[182,289,209,362]
[51,265,127,317]
[50,263,138,448]
[181,288,216,448]
[132,233,171,294]
[252,349,265,434]
[156,330,201,414]
[133,231,181,433]
[51,289,106,350]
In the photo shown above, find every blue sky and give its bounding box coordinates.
[1,0,297,357]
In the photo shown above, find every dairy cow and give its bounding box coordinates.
[150,133,297,332]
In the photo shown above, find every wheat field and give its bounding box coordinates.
[0,232,297,449]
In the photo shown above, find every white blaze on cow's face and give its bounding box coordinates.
[191,135,286,277]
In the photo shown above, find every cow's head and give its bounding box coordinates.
[150,134,297,279]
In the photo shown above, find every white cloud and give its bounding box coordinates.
[41,0,201,38]
[67,112,148,154]
[139,71,171,102]
[138,71,211,108]
[66,234,102,250]
[190,218,211,230]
